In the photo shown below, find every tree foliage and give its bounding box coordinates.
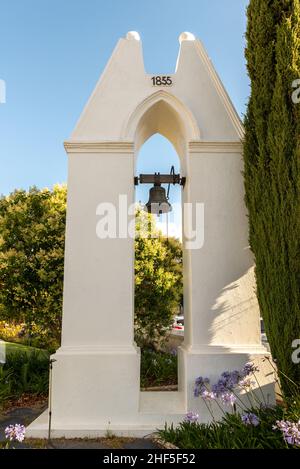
[134,209,182,349]
[0,186,67,347]
[244,0,300,394]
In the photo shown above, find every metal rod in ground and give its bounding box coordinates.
[48,358,56,441]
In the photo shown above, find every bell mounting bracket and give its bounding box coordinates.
[134,167,186,188]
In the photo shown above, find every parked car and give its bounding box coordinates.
[172,315,184,331]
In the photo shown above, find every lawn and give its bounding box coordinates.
[1,341,46,356]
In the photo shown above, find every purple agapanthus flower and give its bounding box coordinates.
[185,411,199,423]
[212,370,241,396]
[194,376,210,397]
[242,413,260,426]
[238,376,255,389]
[201,390,217,401]
[273,420,300,447]
[241,363,259,377]
[211,382,226,396]
[194,364,263,412]
[5,424,26,442]
[220,392,237,407]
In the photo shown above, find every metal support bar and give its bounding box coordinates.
[48,358,57,442]
[134,173,186,186]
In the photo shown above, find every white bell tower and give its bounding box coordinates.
[28,32,274,438]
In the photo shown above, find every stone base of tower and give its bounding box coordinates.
[26,344,275,439]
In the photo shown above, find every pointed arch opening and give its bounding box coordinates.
[135,133,184,392]
[131,93,196,392]
[135,99,187,163]
[123,90,201,169]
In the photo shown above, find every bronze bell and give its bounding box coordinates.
[145,182,172,215]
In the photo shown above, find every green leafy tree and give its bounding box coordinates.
[0,185,67,347]
[134,209,183,349]
[244,0,300,395]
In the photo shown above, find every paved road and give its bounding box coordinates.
[0,405,160,449]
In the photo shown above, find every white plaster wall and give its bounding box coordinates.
[175,41,243,141]
[61,150,135,346]
[186,150,261,347]
[72,36,243,143]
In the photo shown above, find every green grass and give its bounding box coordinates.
[2,340,48,357]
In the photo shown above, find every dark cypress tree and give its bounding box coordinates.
[244,0,300,396]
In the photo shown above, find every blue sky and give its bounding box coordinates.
[0,0,250,211]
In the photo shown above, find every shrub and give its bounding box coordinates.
[0,367,13,405]
[0,321,25,343]
[140,349,177,388]
[0,350,49,406]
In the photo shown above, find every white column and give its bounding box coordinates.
[50,142,141,426]
[61,142,136,348]
[179,142,274,417]
[186,142,261,349]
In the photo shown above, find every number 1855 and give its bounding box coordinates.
[151,76,173,86]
